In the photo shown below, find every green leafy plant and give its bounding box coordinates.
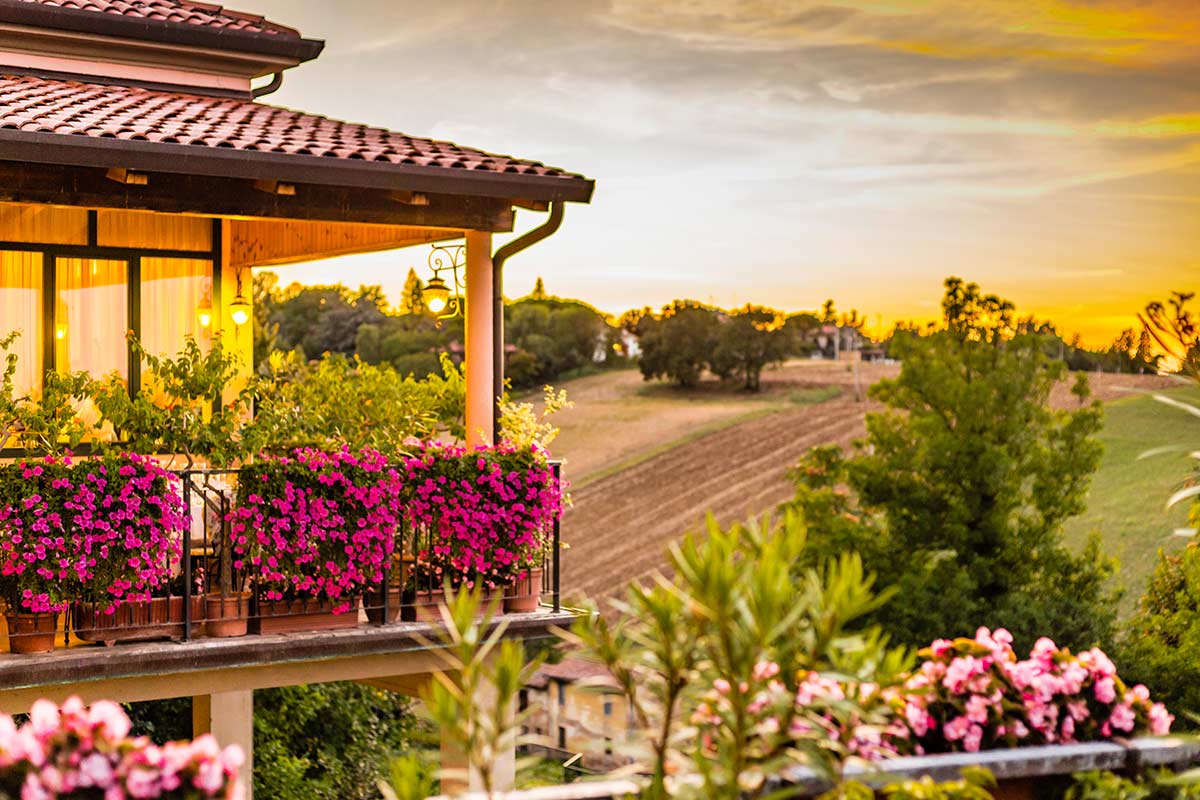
[414,583,544,798]
[784,278,1117,652]
[564,510,911,800]
[91,334,250,468]
[1067,768,1200,800]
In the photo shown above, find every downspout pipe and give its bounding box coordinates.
[491,201,566,433]
[252,71,284,99]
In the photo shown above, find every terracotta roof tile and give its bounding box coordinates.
[10,0,300,37]
[0,73,592,197]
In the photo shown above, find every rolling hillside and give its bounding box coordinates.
[549,362,1182,604]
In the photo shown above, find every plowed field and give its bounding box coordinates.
[554,362,1175,603]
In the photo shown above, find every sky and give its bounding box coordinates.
[250,0,1199,345]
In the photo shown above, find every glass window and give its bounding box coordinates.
[0,251,43,397]
[604,699,613,716]
[140,258,214,359]
[55,258,128,379]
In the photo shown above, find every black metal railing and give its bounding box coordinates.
[5,460,565,651]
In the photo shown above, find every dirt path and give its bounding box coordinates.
[559,368,1177,603]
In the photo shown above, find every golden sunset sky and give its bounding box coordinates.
[251,0,1198,345]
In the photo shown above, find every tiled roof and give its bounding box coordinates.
[530,658,617,689]
[0,73,594,200]
[9,0,299,37]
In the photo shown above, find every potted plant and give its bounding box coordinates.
[62,454,188,645]
[400,442,563,620]
[230,447,401,634]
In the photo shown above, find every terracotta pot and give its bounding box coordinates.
[504,568,545,613]
[413,587,447,623]
[251,596,361,635]
[73,596,204,646]
[205,592,251,637]
[5,611,58,654]
[364,586,403,624]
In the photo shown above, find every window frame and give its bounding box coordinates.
[0,211,222,455]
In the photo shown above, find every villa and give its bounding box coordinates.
[0,0,594,795]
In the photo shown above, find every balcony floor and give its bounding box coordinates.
[0,608,580,711]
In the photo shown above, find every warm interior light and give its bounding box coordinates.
[424,275,450,314]
[55,325,66,340]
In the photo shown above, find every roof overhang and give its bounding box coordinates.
[0,0,324,63]
[0,129,597,204]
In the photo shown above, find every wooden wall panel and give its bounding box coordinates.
[97,209,213,251]
[228,219,457,269]
[0,204,88,244]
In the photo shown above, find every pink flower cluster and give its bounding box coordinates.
[0,696,242,799]
[691,630,1172,766]
[401,443,563,589]
[900,628,1172,754]
[0,454,186,614]
[229,448,402,612]
[693,663,907,764]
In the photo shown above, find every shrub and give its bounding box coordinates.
[0,453,186,614]
[401,443,563,590]
[230,448,402,611]
[1119,543,1200,724]
[0,696,242,799]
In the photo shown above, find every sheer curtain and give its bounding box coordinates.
[55,258,128,380]
[140,258,213,359]
[0,251,43,397]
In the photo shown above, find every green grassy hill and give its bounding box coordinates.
[1063,385,1200,613]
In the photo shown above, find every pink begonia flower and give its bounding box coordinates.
[943,715,971,742]
[714,679,731,695]
[929,639,955,657]
[1109,704,1136,733]
[1031,638,1059,664]
[21,773,51,800]
[963,724,984,753]
[90,700,131,741]
[1061,715,1076,742]
[1149,704,1174,736]
[965,694,990,724]
[78,752,114,788]
[1094,676,1117,704]
[28,701,58,741]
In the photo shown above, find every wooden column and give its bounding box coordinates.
[194,690,254,800]
[464,230,494,447]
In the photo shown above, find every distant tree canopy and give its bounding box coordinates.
[625,301,799,390]
[255,273,625,390]
[784,277,1116,652]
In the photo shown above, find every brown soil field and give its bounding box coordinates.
[555,363,1176,604]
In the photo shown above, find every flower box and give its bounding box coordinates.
[250,596,361,635]
[504,567,544,613]
[72,596,205,646]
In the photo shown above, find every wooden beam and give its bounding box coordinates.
[0,161,516,232]
[228,218,459,269]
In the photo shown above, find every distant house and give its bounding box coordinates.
[524,657,633,770]
[806,323,869,360]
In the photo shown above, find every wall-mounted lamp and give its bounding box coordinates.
[230,268,251,327]
[55,325,66,341]
[425,243,464,320]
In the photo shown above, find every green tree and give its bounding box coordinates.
[710,305,791,391]
[530,276,547,300]
[398,268,426,316]
[632,301,720,388]
[784,278,1116,651]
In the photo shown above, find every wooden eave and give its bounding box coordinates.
[0,129,595,206]
[0,160,518,233]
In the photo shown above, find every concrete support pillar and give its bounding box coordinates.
[464,230,494,447]
[194,691,254,800]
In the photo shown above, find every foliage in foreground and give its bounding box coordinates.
[1120,542,1200,726]
[784,277,1117,652]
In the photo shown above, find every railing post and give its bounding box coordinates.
[552,461,561,613]
[182,470,192,642]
